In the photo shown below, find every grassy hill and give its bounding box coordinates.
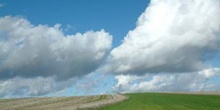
[99,92,220,110]
[1,92,220,110]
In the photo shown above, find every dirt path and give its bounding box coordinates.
[0,94,128,110]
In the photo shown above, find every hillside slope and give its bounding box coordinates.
[99,92,220,110]
[0,94,127,110]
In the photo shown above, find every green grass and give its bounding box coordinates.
[99,93,220,110]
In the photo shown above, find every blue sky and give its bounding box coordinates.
[0,0,220,98]
[0,0,149,47]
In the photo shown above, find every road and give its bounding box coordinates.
[0,94,127,110]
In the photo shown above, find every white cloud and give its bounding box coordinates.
[0,76,78,98]
[113,74,144,92]
[1,0,220,98]
[113,68,220,93]
[0,16,112,98]
[0,16,112,81]
[106,0,220,75]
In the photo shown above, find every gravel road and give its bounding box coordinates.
[0,94,128,110]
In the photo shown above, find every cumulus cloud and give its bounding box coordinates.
[113,68,220,93]
[0,16,112,81]
[0,76,78,98]
[1,0,220,98]
[0,16,112,97]
[106,0,220,75]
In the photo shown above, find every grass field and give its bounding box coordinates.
[99,92,220,110]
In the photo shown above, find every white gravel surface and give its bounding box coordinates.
[0,94,128,110]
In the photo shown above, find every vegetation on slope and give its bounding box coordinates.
[99,92,220,110]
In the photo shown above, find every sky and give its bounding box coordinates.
[0,0,220,98]
[0,0,149,47]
